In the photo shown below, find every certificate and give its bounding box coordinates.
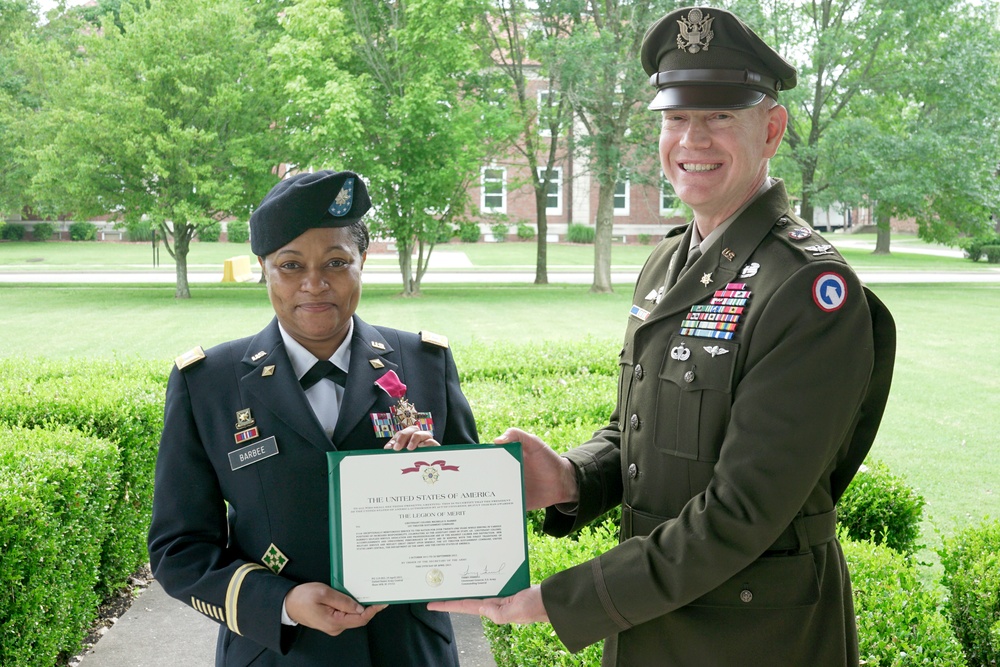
[327,443,530,604]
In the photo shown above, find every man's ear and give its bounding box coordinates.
[763,104,788,159]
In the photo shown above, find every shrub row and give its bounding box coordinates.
[940,519,1000,666]
[1,345,997,665]
[960,232,1000,262]
[486,519,966,667]
[0,425,120,667]
[844,536,965,665]
[0,358,166,593]
[837,460,926,555]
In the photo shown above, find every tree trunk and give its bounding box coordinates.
[798,158,818,226]
[398,239,419,297]
[534,191,549,285]
[591,181,615,294]
[174,225,191,299]
[874,208,891,255]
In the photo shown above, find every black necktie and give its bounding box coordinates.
[299,360,347,391]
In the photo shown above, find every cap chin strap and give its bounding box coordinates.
[649,68,781,93]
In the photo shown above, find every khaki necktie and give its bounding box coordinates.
[666,244,702,290]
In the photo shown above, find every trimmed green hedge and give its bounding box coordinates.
[0,358,166,596]
[68,222,96,241]
[1,224,25,241]
[485,520,615,667]
[31,222,55,242]
[0,425,120,667]
[940,519,1000,666]
[837,460,925,555]
[844,536,965,666]
[227,220,250,244]
[0,345,992,666]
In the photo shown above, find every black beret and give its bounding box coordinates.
[249,170,371,257]
[641,7,797,110]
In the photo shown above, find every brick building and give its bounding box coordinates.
[467,66,687,243]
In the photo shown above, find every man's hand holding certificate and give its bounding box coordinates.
[327,443,530,605]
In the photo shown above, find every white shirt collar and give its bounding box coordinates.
[277,318,354,380]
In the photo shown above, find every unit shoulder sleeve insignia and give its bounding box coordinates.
[175,346,206,370]
[420,331,449,348]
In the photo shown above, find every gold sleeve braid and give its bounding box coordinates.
[225,563,266,635]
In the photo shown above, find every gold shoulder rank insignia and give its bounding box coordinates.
[175,346,206,370]
[420,331,449,348]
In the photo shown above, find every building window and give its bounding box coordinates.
[537,167,562,214]
[537,89,561,137]
[614,179,630,216]
[481,167,506,213]
[661,179,680,214]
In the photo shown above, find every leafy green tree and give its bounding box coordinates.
[25,0,285,298]
[0,0,41,219]
[553,0,679,294]
[480,0,573,285]
[728,0,982,242]
[273,0,515,296]
[818,0,1000,253]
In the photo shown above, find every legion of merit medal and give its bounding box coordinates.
[370,370,434,437]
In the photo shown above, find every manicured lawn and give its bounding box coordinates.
[1,279,997,556]
[2,232,996,274]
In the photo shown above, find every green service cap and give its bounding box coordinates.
[640,7,797,110]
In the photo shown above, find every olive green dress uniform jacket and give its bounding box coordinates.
[148,316,479,667]
[540,181,895,666]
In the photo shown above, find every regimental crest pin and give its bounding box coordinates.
[788,227,812,241]
[235,409,255,429]
[328,177,355,217]
[677,8,714,53]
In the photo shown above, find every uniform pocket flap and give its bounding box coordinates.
[688,552,820,609]
[658,334,739,393]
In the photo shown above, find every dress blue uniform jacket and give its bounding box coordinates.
[148,315,479,666]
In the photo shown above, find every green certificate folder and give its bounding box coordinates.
[327,443,530,605]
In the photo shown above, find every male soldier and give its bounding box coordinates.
[149,170,478,666]
[431,7,895,665]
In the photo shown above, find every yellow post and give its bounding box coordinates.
[221,256,255,283]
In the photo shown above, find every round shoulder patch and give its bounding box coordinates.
[812,272,848,312]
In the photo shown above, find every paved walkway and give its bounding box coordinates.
[78,580,497,667]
